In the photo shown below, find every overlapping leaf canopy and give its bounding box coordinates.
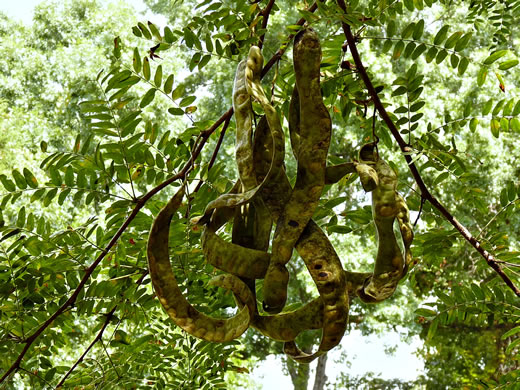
[1,0,520,388]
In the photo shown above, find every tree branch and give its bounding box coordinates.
[193,115,231,193]
[0,118,223,384]
[55,306,117,388]
[336,0,520,297]
[258,0,276,49]
[0,3,321,384]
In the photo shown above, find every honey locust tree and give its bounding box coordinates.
[1,0,520,389]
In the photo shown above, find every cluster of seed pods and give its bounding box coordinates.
[147,29,413,362]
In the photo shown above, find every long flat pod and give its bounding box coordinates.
[357,143,413,303]
[232,51,273,256]
[252,298,323,341]
[253,101,348,363]
[203,220,370,291]
[244,46,285,170]
[233,60,256,191]
[147,187,255,342]
[246,273,369,343]
[201,225,270,279]
[263,28,331,313]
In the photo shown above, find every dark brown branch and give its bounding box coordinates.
[336,0,520,297]
[258,0,276,49]
[193,115,231,193]
[0,4,321,384]
[55,307,117,388]
[135,270,149,285]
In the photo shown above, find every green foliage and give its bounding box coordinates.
[1,0,520,388]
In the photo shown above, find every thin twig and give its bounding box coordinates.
[17,367,53,389]
[476,198,520,240]
[258,0,276,49]
[55,306,117,388]
[336,0,520,297]
[414,197,425,227]
[193,115,231,193]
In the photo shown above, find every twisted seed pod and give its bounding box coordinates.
[147,187,255,342]
[233,53,273,253]
[198,46,284,224]
[201,224,269,279]
[252,298,323,341]
[253,107,348,363]
[147,27,414,364]
[325,162,356,184]
[232,53,273,306]
[356,143,413,303]
[355,162,379,192]
[244,275,370,343]
[244,46,285,188]
[234,60,256,191]
[263,28,332,314]
[205,180,242,231]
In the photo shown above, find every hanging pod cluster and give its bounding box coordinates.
[147,29,414,362]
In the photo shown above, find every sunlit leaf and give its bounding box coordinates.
[483,50,509,65]
[434,25,450,45]
[143,57,151,80]
[164,74,174,94]
[22,169,38,189]
[154,64,162,87]
[490,118,500,138]
[498,59,519,70]
[12,169,27,190]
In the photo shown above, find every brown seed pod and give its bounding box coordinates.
[197,46,284,225]
[252,99,348,363]
[234,60,256,191]
[356,143,413,303]
[233,48,273,255]
[263,28,332,314]
[147,28,414,364]
[147,187,255,342]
